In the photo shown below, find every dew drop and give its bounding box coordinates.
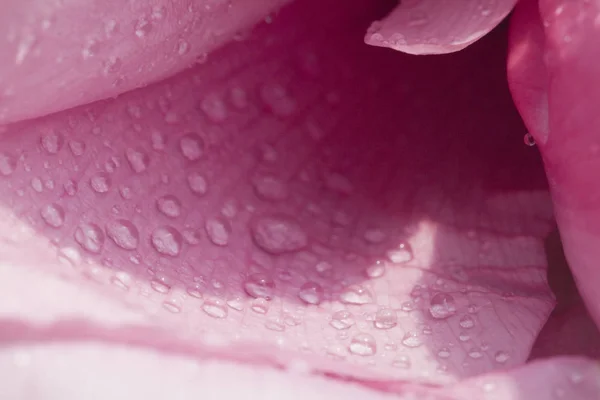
[187,171,208,195]
[243,273,275,300]
[57,246,81,267]
[459,332,471,342]
[125,148,150,173]
[251,298,270,314]
[468,347,483,359]
[229,87,248,109]
[103,56,122,75]
[392,355,411,369]
[494,350,510,363]
[40,203,65,228]
[111,271,131,290]
[31,177,43,192]
[260,83,296,117]
[227,297,244,311]
[252,175,289,201]
[365,260,386,278]
[0,153,16,176]
[134,18,153,38]
[401,332,423,348]
[205,217,231,246]
[363,228,387,244]
[151,279,170,294]
[156,195,181,218]
[429,293,457,319]
[330,310,354,330]
[524,132,536,147]
[349,333,377,356]
[459,315,475,329]
[69,140,86,156]
[151,226,183,256]
[75,222,105,253]
[315,261,333,276]
[340,285,373,305]
[179,133,204,161]
[251,215,308,254]
[163,300,181,313]
[40,132,64,154]
[265,318,286,332]
[106,219,139,250]
[63,179,78,196]
[437,347,451,359]
[200,95,227,123]
[387,243,413,264]
[374,308,397,330]
[177,40,190,55]
[90,173,111,193]
[298,281,323,305]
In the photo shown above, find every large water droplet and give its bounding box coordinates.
[205,217,231,246]
[387,243,413,264]
[40,203,65,228]
[41,132,64,154]
[374,308,397,329]
[90,173,111,193]
[298,281,323,305]
[75,222,105,253]
[251,215,307,254]
[349,333,377,356]
[252,175,288,201]
[429,293,457,319]
[0,153,16,176]
[243,273,275,300]
[106,219,139,250]
[125,148,150,173]
[330,310,354,330]
[179,133,204,161]
[401,332,422,348]
[151,226,183,256]
[340,285,373,305]
[156,195,181,218]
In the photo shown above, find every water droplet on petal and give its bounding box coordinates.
[364,228,387,244]
[251,215,308,254]
[401,332,422,348]
[340,285,373,305]
[392,355,411,369]
[187,171,208,195]
[298,281,323,305]
[200,95,227,123]
[179,133,204,161]
[494,350,509,363]
[387,243,413,264]
[459,315,475,329]
[111,271,131,290]
[40,203,65,227]
[349,333,377,356]
[90,173,111,193]
[437,347,451,359]
[260,83,296,117]
[251,298,269,314]
[57,246,81,267]
[0,153,16,176]
[106,219,139,250]
[265,318,286,332]
[243,273,275,300]
[177,40,190,55]
[205,217,231,246]
[69,140,86,156]
[75,222,105,253]
[429,293,457,319]
[135,18,153,38]
[151,279,170,293]
[41,132,64,154]
[374,308,397,329]
[252,175,288,201]
[524,132,536,147]
[330,310,354,330]
[125,148,150,173]
[156,195,181,218]
[365,260,386,278]
[468,347,483,359]
[151,226,183,256]
[163,300,181,313]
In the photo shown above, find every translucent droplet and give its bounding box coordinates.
[524,132,536,147]
[0,153,16,176]
[392,355,411,369]
[437,347,451,359]
[200,95,227,123]
[90,173,111,193]
[177,40,190,55]
[365,260,386,278]
[151,279,170,294]
[363,228,386,244]
[243,273,275,300]
[31,177,43,192]
[63,179,78,196]
[468,347,483,359]
[163,300,181,313]
[374,308,397,330]
[40,203,65,228]
[251,298,269,314]
[111,271,131,290]
[459,315,475,329]
[125,148,150,173]
[387,243,413,264]
[205,217,231,246]
[135,18,152,38]
[429,293,457,319]
[187,172,208,195]
[401,332,422,348]
[41,131,64,154]
[330,310,354,330]
[69,140,86,156]
[265,318,286,332]
[75,222,105,253]
[459,332,470,342]
[57,246,81,267]
[156,195,181,218]
[103,56,122,75]
[106,219,139,250]
[349,333,377,356]
[494,351,510,363]
[340,285,373,305]
[315,261,333,276]
[179,133,204,161]
[251,215,308,254]
[151,226,183,256]
[252,175,288,201]
[298,281,323,305]
[227,297,244,311]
